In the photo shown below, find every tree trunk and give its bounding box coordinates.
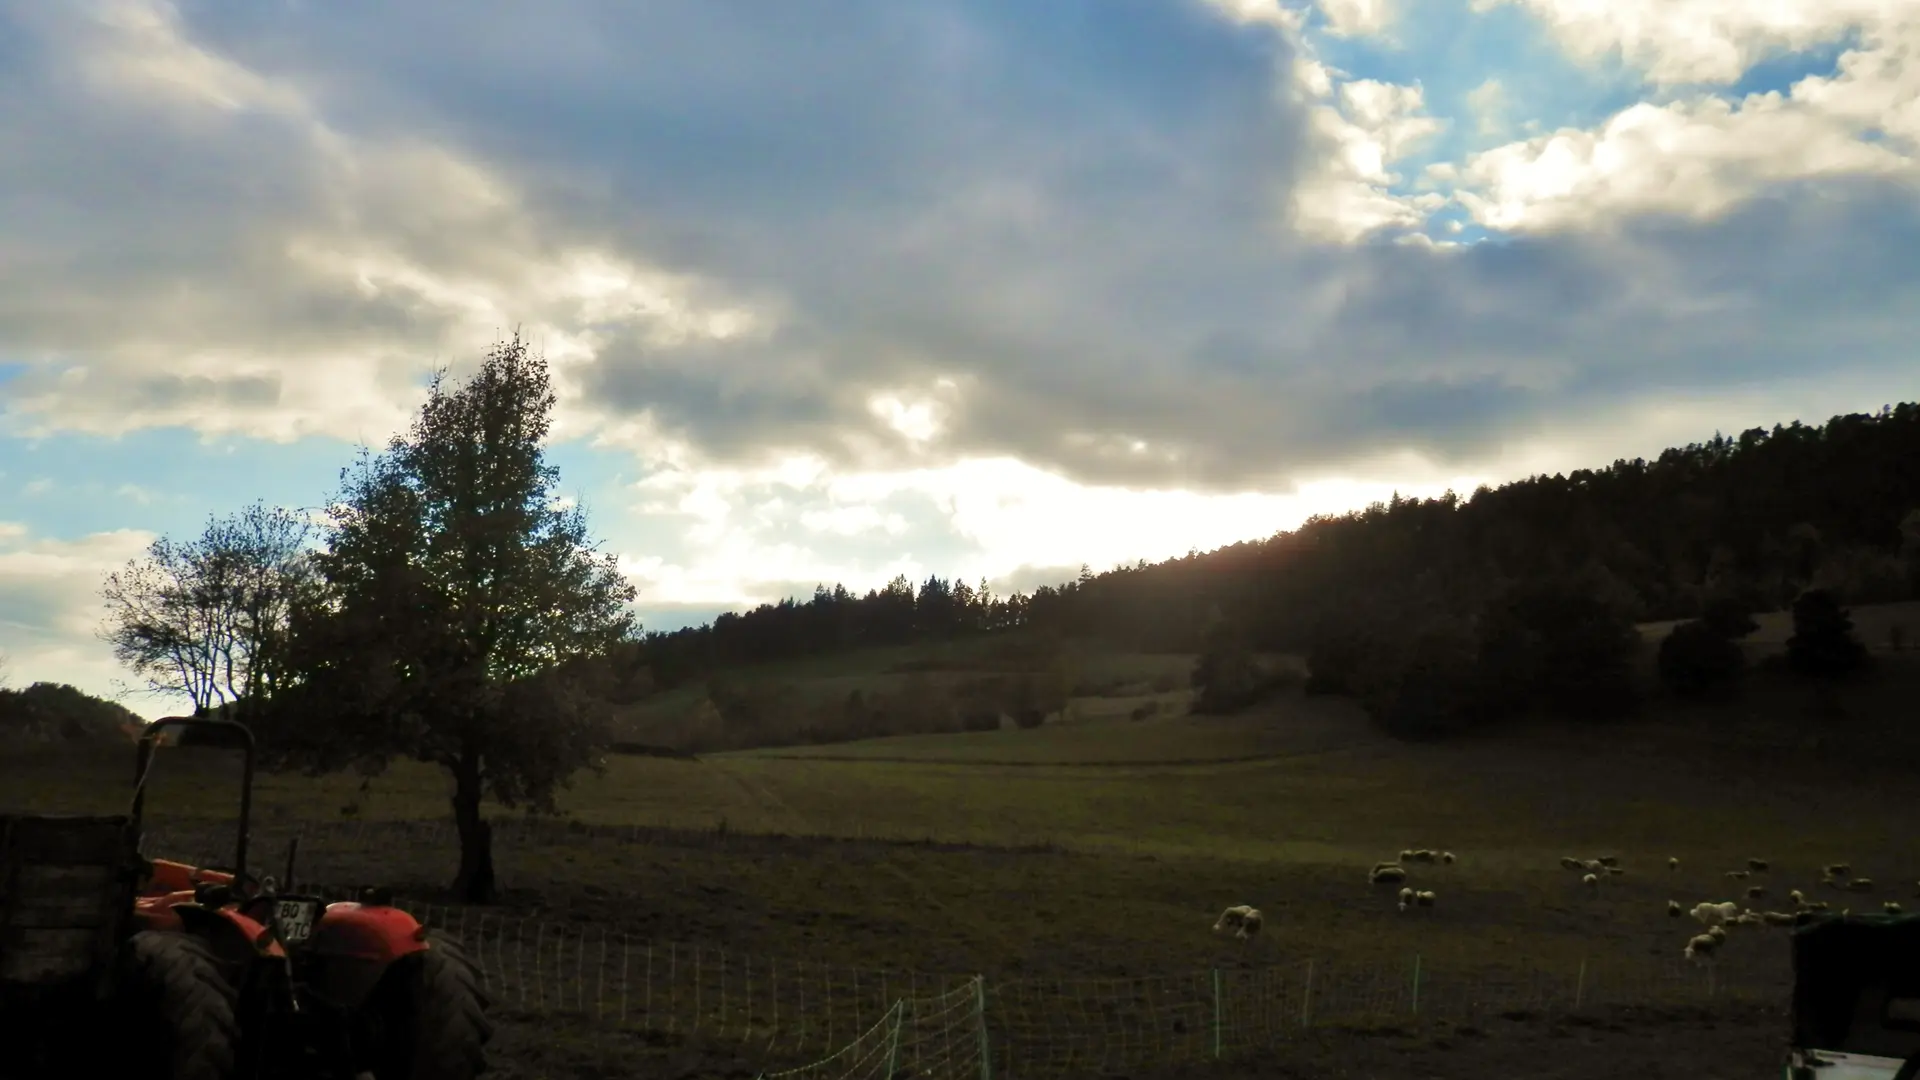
[449,751,496,904]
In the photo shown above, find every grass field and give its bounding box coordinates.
[9,606,1920,1078]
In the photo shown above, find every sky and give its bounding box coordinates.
[1,0,1917,719]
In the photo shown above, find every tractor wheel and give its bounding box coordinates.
[113,930,240,1080]
[363,931,493,1080]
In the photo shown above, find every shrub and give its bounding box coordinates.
[1657,619,1745,699]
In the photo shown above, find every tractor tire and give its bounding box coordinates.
[113,930,240,1080]
[363,930,493,1080]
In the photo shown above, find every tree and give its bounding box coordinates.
[1471,576,1640,722]
[272,334,638,903]
[1784,588,1868,681]
[1657,620,1745,699]
[100,501,316,717]
[1699,596,1760,640]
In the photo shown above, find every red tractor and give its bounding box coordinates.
[0,715,491,1080]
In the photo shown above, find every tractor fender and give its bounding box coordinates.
[171,903,288,978]
[303,902,431,1008]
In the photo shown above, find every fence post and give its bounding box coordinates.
[1301,959,1314,1027]
[1411,954,1421,1015]
[1574,959,1587,1011]
[1211,968,1223,1060]
[975,977,993,1080]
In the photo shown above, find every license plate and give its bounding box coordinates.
[272,899,321,945]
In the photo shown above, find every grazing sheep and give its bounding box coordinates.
[1825,864,1852,878]
[1684,933,1721,963]
[1848,878,1876,892]
[1212,905,1264,940]
[1789,889,1806,906]
[1667,900,1683,917]
[1668,857,1680,871]
[1803,900,1831,912]
[1371,861,1401,873]
[1746,885,1766,899]
[1747,858,1770,872]
[1605,865,1625,876]
[1582,873,1599,889]
[1560,856,1585,871]
[1370,865,1408,885]
[1401,849,1440,864]
[1725,870,1751,880]
[1583,859,1607,873]
[1823,875,1844,890]
[1440,851,1456,864]
[1761,911,1799,926]
[1885,901,1904,915]
[1414,890,1436,908]
[1596,856,1619,868]
[1729,911,1763,927]
[1398,886,1416,912]
[1691,901,1740,928]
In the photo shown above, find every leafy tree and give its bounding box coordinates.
[1657,619,1745,699]
[1472,576,1640,722]
[270,334,638,903]
[1354,614,1483,740]
[100,501,316,717]
[0,681,141,743]
[1784,588,1869,681]
[1699,596,1760,640]
[1190,616,1265,714]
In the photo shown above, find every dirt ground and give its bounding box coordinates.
[483,1001,1791,1079]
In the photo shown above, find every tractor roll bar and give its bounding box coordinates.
[133,715,256,888]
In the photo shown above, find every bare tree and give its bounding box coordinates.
[99,502,316,715]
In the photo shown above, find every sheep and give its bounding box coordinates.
[1596,856,1619,868]
[1788,889,1806,906]
[1724,870,1751,880]
[1886,901,1905,915]
[1398,886,1416,912]
[1212,905,1263,940]
[1370,865,1408,885]
[1414,890,1436,908]
[1746,858,1770,873]
[1668,857,1680,871]
[1761,911,1799,927]
[1604,865,1625,876]
[1848,878,1876,893]
[1667,900,1683,917]
[1371,861,1400,873]
[1582,873,1599,889]
[1690,901,1740,928]
[1559,856,1584,871]
[1401,849,1440,864]
[1825,863,1851,878]
[1746,885,1766,900]
[1684,933,1721,963]
[1583,859,1607,873]
[1822,875,1845,890]
[1440,851,1456,865]
[1728,911,1763,928]
[1803,900,1831,912]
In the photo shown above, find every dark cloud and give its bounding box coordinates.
[4,0,1916,490]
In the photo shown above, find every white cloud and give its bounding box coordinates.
[1466,78,1510,138]
[1197,0,1306,34]
[1290,77,1449,242]
[1474,0,1901,88]
[1317,0,1394,38]
[1445,24,1920,234]
[0,521,165,715]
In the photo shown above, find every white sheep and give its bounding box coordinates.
[1788,889,1806,906]
[1370,865,1408,885]
[1745,885,1766,900]
[1668,857,1680,871]
[1559,856,1584,871]
[1803,900,1831,912]
[1605,866,1625,876]
[1212,905,1263,940]
[1761,911,1798,926]
[1440,851,1456,864]
[1402,849,1439,864]
[1583,859,1606,873]
[1596,856,1619,868]
[1746,858,1770,872]
[1885,901,1904,915]
[1582,873,1599,889]
[1724,870,1751,880]
[1398,886,1415,912]
[1848,878,1877,892]
[1825,863,1851,878]
[1684,933,1721,963]
[1690,901,1740,928]
[1667,900,1683,917]
[1414,890,1436,908]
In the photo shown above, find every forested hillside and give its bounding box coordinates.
[629,403,1920,688]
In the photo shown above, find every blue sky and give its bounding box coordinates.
[2,0,1916,716]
